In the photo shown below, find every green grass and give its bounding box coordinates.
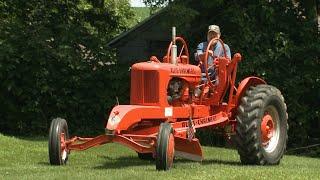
[1,133,320,180]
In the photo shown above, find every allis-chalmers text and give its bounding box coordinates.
[170,67,197,74]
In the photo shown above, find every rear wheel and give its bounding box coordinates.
[235,84,288,165]
[156,122,175,171]
[48,118,69,165]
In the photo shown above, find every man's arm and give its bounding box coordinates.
[196,42,204,55]
[195,42,204,62]
[225,44,231,59]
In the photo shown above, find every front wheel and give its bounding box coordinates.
[156,122,175,171]
[48,118,69,165]
[235,84,288,165]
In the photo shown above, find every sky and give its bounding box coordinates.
[130,0,146,7]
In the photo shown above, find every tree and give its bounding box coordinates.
[316,0,320,30]
[0,0,133,135]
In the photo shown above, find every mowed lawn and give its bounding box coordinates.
[0,134,319,180]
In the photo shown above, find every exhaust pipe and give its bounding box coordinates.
[171,27,177,64]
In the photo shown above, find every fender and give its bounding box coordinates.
[105,104,210,133]
[106,105,163,132]
[235,76,266,107]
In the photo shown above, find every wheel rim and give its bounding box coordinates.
[60,132,67,162]
[261,105,280,153]
[167,133,175,168]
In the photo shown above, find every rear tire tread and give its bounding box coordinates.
[235,84,288,165]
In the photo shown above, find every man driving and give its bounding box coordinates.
[194,25,231,97]
[195,25,231,76]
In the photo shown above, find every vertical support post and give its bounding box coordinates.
[227,53,241,113]
[171,27,177,64]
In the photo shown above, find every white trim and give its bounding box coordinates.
[165,107,173,117]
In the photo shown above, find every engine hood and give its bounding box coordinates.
[131,62,201,78]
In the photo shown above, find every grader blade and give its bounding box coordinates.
[174,136,203,161]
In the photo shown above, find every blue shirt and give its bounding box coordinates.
[195,41,231,79]
[196,41,231,66]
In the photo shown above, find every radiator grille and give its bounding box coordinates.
[131,70,159,104]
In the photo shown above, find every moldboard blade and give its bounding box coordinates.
[174,137,203,161]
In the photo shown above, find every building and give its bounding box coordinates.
[108,9,174,64]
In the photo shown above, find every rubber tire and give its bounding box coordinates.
[137,153,154,160]
[48,118,69,165]
[156,122,174,171]
[235,84,288,165]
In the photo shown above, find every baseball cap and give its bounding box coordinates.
[208,25,220,34]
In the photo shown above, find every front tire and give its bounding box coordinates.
[48,118,69,165]
[156,122,175,171]
[235,84,288,165]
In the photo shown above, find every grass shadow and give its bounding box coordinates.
[94,155,153,169]
[201,159,242,166]
[285,148,320,159]
[175,158,242,166]
[94,155,243,169]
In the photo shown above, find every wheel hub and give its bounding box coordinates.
[60,132,67,161]
[167,134,175,168]
[261,113,274,145]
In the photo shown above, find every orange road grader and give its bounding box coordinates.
[48,27,288,171]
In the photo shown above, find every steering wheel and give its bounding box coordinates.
[165,37,190,64]
[203,38,227,88]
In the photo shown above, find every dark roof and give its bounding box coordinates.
[107,8,167,47]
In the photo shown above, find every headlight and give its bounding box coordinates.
[106,114,121,130]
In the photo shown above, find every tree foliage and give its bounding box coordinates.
[0,0,132,135]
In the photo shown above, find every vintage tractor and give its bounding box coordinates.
[48,27,288,170]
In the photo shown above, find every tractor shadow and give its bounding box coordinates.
[94,155,152,169]
[176,158,242,166]
[94,155,242,169]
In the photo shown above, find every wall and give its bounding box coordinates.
[113,16,178,63]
